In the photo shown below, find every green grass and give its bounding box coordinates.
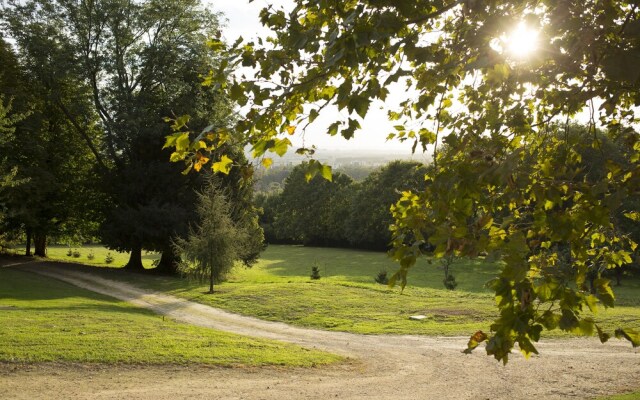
[46,244,159,269]
[0,266,341,366]
[599,391,640,400]
[45,244,640,337]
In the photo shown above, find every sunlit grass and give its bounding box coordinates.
[0,267,341,366]
[44,244,640,338]
[46,244,159,269]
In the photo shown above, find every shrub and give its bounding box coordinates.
[87,251,95,260]
[310,265,321,280]
[375,270,389,285]
[443,274,458,290]
[66,248,73,257]
[105,252,114,264]
[72,250,81,258]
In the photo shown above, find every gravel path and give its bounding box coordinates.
[1,260,639,399]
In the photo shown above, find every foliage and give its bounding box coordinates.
[345,161,428,250]
[375,270,389,285]
[2,0,234,270]
[166,0,640,361]
[72,250,81,258]
[0,33,102,257]
[87,250,94,260]
[173,177,263,293]
[105,252,114,264]
[270,163,353,246]
[310,264,321,280]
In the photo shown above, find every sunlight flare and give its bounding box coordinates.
[505,22,539,59]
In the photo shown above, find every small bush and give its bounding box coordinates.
[66,248,73,257]
[443,274,458,290]
[105,252,114,264]
[87,251,95,260]
[375,270,389,285]
[72,250,81,258]
[310,265,321,280]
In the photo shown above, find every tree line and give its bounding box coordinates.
[256,160,428,251]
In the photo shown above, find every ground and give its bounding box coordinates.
[1,260,639,399]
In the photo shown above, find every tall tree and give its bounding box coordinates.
[3,0,236,270]
[0,34,101,257]
[345,161,428,250]
[272,163,353,246]
[168,0,640,359]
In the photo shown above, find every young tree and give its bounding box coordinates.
[168,1,640,360]
[173,178,262,293]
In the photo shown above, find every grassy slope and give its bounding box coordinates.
[46,245,640,337]
[0,267,340,366]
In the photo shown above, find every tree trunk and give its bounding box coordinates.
[34,233,47,257]
[155,247,180,275]
[209,269,214,294]
[124,244,145,271]
[25,228,32,256]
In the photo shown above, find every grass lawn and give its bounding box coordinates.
[45,244,160,269]
[599,391,640,400]
[45,244,640,338]
[0,266,340,366]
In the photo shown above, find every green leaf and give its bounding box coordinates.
[272,138,291,157]
[320,164,332,182]
[175,132,191,152]
[594,278,615,308]
[212,155,233,174]
[614,328,640,347]
[328,121,340,136]
[517,336,539,359]
[624,211,640,221]
[163,133,179,149]
[596,325,611,344]
[585,295,598,314]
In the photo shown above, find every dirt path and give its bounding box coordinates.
[2,261,639,399]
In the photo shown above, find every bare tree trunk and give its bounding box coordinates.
[209,268,214,294]
[34,233,47,257]
[155,247,180,275]
[124,244,144,271]
[25,228,32,256]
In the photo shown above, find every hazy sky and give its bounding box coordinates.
[207,0,419,154]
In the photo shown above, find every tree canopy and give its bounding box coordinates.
[2,0,260,270]
[168,0,640,361]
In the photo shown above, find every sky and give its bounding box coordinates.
[207,0,420,155]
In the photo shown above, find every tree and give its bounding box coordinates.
[3,0,237,271]
[271,163,353,246]
[345,161,427,250]
[168,1,640,361]
[173,177,261,293]
[0,35,101,257]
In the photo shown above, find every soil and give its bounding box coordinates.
[1,259,639,399]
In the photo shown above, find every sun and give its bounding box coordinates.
[505,22,539,59]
